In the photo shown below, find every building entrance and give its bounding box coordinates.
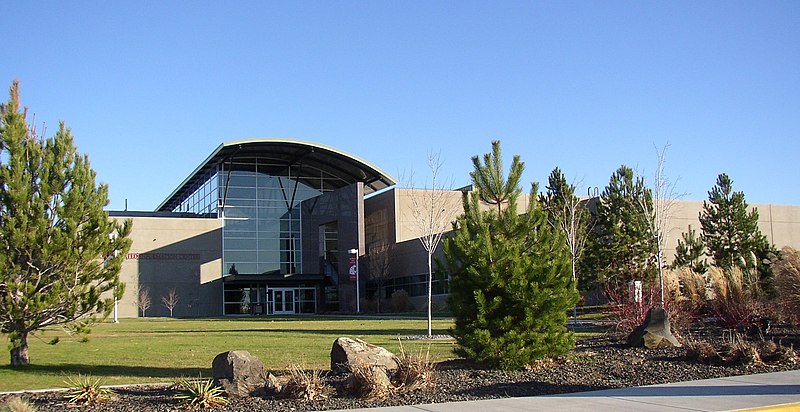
[223,282,318,315]
[272,288,295,315]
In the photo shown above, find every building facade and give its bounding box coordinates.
[113,138,394,317]
[111,138,800,317]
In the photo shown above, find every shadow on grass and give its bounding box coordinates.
[135,328,451,337]
[0,364,210,379]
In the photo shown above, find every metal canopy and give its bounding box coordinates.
[156,138,397,212]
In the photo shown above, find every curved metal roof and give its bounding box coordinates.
[156,138,397,212]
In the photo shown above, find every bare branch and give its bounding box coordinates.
[406,151,460,337]
[137,286,152,317]
[161,288,180,317]
[638,143,687,305]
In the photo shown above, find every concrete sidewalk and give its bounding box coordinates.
[338,370,800,412]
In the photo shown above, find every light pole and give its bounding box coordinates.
[348,248,360,313]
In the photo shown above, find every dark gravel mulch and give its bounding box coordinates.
[4,328,799,411]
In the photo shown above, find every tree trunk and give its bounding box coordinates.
[427,253,433,337]
[10,331,29,367]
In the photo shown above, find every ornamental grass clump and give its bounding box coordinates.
[174,375,228,408]
[686,333,798,366]
[392,341,436,391]
[773,247,800,324]
[280,363,330,401]
[345,361,393,400]
[708,267,765,329]
[63,374,113,406]
[0,396,37,412]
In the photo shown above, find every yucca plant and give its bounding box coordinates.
[63,374,113,406]
[175,375,228,408]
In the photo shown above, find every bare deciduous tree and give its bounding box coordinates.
[367,242,394,313]
[408,152,459,337]
[137,286,152,317]
[541,168,594,321]
[161,288,180,317]
[639,143,685,305]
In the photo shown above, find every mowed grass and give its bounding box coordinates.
[0,316,457,392]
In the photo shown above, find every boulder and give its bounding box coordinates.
[627,306,682,349]
[330,337,398,373]
[212,350,268,397]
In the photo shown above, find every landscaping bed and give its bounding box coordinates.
[4,326,798,411]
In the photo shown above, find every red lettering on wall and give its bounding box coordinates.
[125,252,201,261]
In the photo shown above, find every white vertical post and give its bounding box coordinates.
[348,248,360,313]
[109,232,119,323]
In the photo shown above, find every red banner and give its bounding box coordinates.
[348,255,357,281]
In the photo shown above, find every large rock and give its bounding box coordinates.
[212,350,268,397]
[330,337,398,373]
[627,306,682,349]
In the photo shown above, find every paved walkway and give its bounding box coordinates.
[338,370,800,412]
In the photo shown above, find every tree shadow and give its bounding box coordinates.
[0,363,209,379]
[135,328,450,337]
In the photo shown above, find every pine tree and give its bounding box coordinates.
[444,141,578,370]
[699,173,775,290]
[468,140,523,216]
[0,81,131,366]
[584,165,657,291]
[671,227,708,274]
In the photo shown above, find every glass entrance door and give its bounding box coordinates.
[272,289,295,315]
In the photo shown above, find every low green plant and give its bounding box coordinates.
[63,374,113,406]
[175,375,228,408]
[0,396,37,412]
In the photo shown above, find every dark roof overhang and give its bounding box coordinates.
[156,138,396,212]
[223,274,326,284]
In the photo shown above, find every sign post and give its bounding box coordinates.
[348,248,360,313]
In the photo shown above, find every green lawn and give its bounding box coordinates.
[0,317,458,391]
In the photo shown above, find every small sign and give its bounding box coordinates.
[349,255,357,281]
[629,280,643,303]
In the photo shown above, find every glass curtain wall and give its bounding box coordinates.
[220,158,322,276]
[171,156,340,315]
[174,169,219,215]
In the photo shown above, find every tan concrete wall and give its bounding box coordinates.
[382,192,800,286]
[394,188,464,243]
[664,200,800,264]
[115,216,222,318]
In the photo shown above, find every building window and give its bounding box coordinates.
[220,159,322,276]
[383,274,449,298]
[223,283,316,315]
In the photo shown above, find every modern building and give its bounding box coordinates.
[111,138,800,318]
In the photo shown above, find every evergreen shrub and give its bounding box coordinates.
[443,141,578,370]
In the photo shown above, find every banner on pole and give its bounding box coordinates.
[349,255,357,281]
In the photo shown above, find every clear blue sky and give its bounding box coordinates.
[2,1,798,211]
